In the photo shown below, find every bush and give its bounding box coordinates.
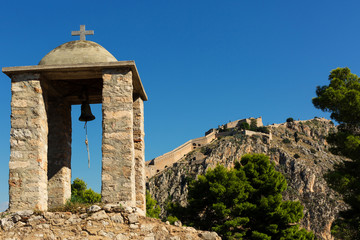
[250,119,257,131]
[219,124,230,133]
[167,215,179,225]
[286,117,294,123]
[256,126,270,134]
[282,138,291,144]
[294,132,300,143]
[269,148,277,153]
[146,190,161,218]
[71,178,101,204]
[310,148,316,154]
[238,122,250,130]
[294,154,300,159]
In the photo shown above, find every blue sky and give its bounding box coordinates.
[1,0,359,212]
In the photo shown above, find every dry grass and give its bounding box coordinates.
[48,201,103,213]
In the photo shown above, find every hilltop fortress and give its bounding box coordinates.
[146,117,271,178]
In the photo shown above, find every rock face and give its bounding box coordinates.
[0,205,220,240]
[147,118,348,240]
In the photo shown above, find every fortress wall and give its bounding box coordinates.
[244,129,271,142]
[146,131,216,178]
[226,120,241,129]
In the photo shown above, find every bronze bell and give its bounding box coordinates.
[79,101,95,122]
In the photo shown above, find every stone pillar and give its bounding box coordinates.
[102,69,135,206]
[47,101,72,208]
[9,74,48,212]
[133,96,145,213]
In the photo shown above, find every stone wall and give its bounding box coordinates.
[146,131,216,178]
[0,206,221,240]
[9,73,49,212]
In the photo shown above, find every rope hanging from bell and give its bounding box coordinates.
[78,87,96,168]
[84,121,90,168]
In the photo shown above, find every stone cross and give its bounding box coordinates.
[71,25,94,40]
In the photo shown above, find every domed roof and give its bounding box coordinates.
[39,40,117,65]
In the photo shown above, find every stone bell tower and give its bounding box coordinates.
[2,26,147,213]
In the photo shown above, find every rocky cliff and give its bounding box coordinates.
[147,118,348,240]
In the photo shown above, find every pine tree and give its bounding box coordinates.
[313,67,360,239]
[171,154,315,240]
[70,178,101,203]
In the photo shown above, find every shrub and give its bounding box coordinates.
[250,119,257,131]
[286,117,294,123]
[238,122,250,130]
[167,215,179,225]
[294,132,300,143]
[200,146,212,155]
[269,148,277,153]
[282,138,291,144]
[219,124,230,133]
[257,126,270,134]
[294,154,300,159]
[146,190,161,218]
[310,148,316,154]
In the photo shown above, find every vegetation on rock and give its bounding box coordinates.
[169,154,315,240]
[146,190,161,218]
[239,122,250,130]
[282,138,291,144]
[313,67,360,239]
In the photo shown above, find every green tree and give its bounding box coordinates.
[70,178,101,203]
[313,67,360,239]
[146,190,161,218]
[171,154,314,240]
[286,117,294,123]
[250,119,257,131]
[238,122,250,130]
